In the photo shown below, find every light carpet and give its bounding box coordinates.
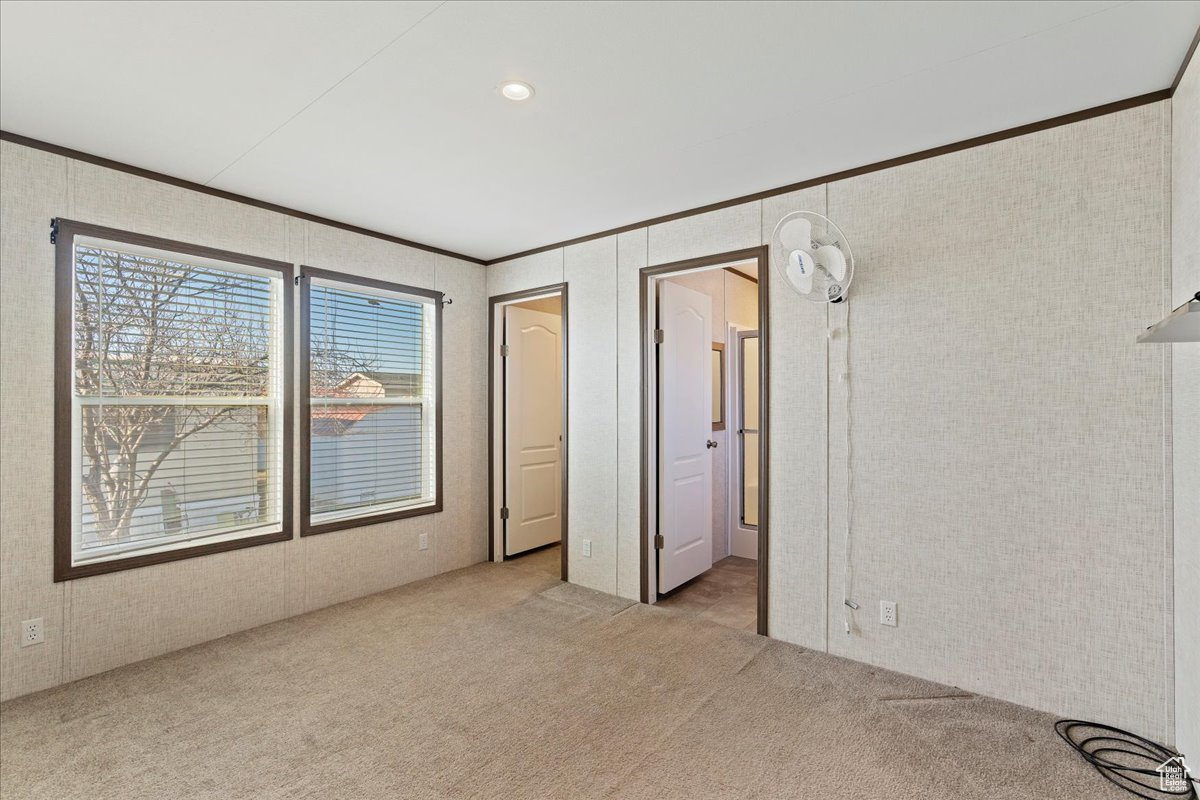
[0,547,1125,799]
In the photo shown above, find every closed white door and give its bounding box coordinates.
[657,280,714,592]
[504,306,563,556]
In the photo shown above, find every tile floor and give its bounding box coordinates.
[655,556,758,631]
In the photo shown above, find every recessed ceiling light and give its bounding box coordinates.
[499,81,535,102]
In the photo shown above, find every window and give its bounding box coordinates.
[301,268,442,534]
[54,220,292,580]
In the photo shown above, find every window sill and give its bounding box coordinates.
[54,526,292,582]
[300,502,442,537]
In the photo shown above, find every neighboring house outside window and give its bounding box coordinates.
[301,268,442,535]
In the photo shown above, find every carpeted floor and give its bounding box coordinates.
[0,547,1124,800]
[656,555,758,631]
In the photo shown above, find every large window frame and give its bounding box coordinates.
[53,219,294,582]
[300,266,443,536]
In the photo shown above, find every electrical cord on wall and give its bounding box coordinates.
[840,296,856,636]
[1056,719,1197,799]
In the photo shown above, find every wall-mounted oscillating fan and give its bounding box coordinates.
[771,211,854,302]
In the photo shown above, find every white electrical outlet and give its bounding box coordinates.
[418,533,429,551]
[880,601,897,627]
[21,618,44,647]
[582,539,592,557]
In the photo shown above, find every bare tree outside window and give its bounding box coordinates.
[73,245,281,550]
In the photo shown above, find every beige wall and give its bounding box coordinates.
[0,141,489,701]
[488,102,1176,740]
[823,104,1172,741]
[1171,52,1200,759]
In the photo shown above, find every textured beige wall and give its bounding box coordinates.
[1171,52,1200,758]
[564,237,619,593]
[488,104,1176,737]
[761,186,829,651]
[825,103,1172,741]
[615,229,648,599]
[0,141,489,701]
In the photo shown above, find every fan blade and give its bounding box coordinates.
[816,244,847,281]
[779,217,812,252]
[787,249,814,294]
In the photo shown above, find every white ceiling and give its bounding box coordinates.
[2,1,1197,261]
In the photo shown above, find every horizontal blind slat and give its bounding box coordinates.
[308,279,436,521]
[72,239,284,565]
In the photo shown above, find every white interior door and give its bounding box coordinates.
[657,280,714,592]
[504,306,563,556]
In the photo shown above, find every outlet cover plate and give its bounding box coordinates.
[880,601,897,627]
[418,533,429,551]
[582,539,592,557]
[21,618,44,647]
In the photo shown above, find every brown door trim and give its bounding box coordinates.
[488,283,569,581]
[640,246,770,636]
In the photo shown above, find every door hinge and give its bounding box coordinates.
[500,344,510,357]
[500,507,510,520]
[653,329,664,344]
[294,275,302,286]
[654,534,664,549]
[49,218,59,245]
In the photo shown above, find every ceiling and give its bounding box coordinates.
[2,1,1197,262]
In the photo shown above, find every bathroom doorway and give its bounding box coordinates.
[640,247,768,634]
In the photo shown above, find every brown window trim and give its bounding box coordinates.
[299,265,444,537]
[53,219,295,582]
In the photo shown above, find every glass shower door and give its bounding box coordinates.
[738,331,759,528]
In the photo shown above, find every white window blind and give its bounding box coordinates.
[307,276,437,527]
[70,237,286,566]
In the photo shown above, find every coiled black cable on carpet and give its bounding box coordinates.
[1056,719,1197,799]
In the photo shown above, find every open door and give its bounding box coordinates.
[657,280,714,592]
[503,305,563,556]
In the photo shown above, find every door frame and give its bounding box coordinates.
[488,284,569,581]
[640,246,770,635]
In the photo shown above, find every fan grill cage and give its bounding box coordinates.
[771,211,854,302]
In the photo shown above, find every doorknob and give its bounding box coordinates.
[706,440,718,449]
